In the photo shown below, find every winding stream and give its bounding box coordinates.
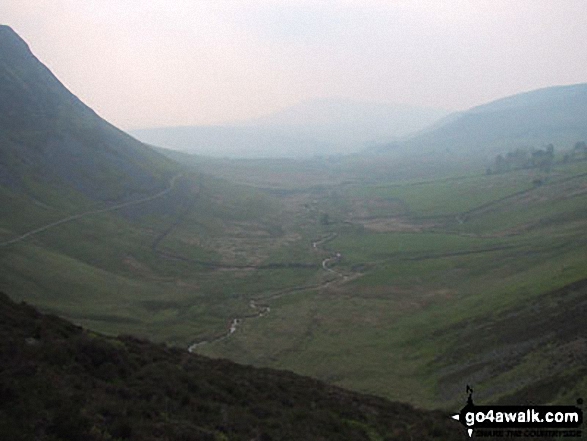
[187,232,346,352]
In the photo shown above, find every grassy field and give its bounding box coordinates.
[194,157,587,408]
[2,152,586,410]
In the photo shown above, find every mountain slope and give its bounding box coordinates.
[0,291,465,440]
[0,26,291,348]
[397,84,587,157]
[0,25,174,202]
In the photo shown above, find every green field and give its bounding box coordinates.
[194,156,587,408]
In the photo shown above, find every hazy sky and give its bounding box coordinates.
[2,0,587,129]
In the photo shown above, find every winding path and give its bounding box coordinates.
[0,174,182,247]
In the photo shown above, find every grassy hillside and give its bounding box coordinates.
[0,26,325,350]
[0,170,315,346]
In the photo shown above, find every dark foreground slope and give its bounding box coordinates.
[0,292,465,441]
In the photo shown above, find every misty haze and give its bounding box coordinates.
[131,98,449,157]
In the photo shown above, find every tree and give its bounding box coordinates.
[507,148,531,169]
[531,149,553,172]
[526,145,554,172]
[494,154,508,173]
[573,141,587,159]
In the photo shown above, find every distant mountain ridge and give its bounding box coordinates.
[0,25,173,201]
[131,99,449,158]
[394,83,587,157]
[242,97,448,132]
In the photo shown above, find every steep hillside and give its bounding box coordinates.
[0,25,174,203]
[0,26,293,348]
[0,292,465,440]
[395,84,587,157]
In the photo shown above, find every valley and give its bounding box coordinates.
[3,148,586,411]
[189,157,587,409]
[1,23,586,439]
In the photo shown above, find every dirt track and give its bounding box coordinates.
[0,174,182,247]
